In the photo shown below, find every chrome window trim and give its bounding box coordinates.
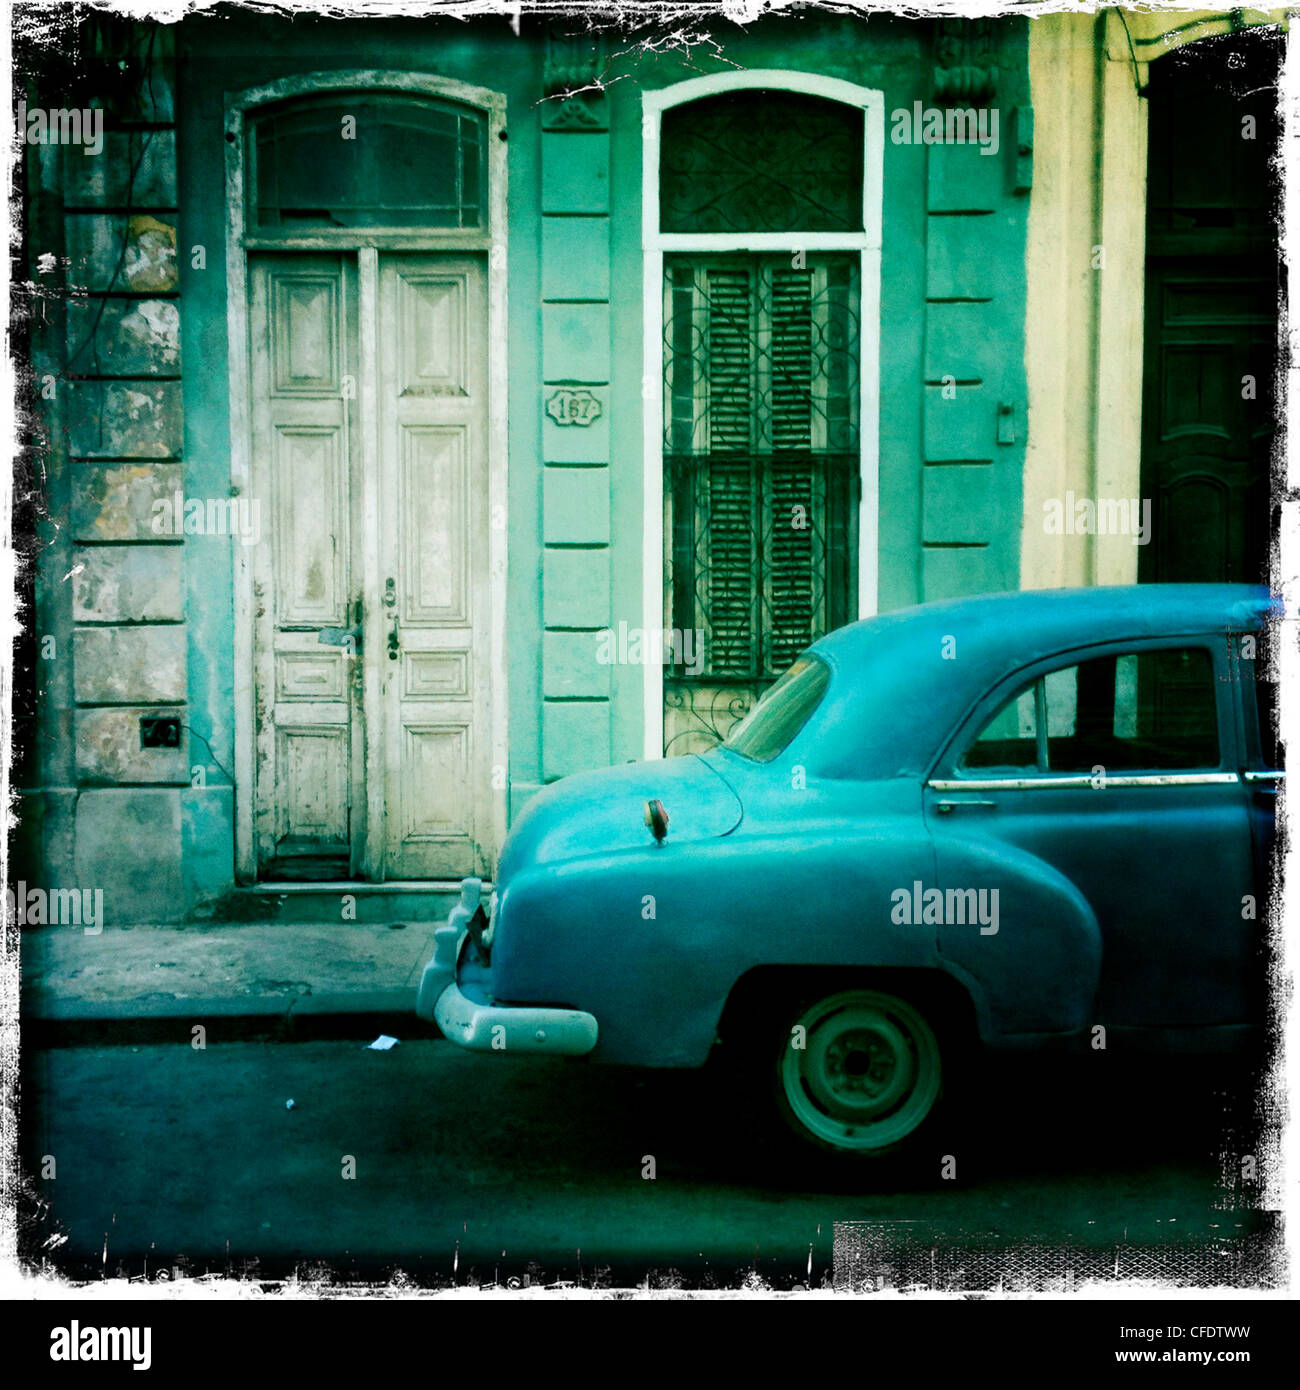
[1243,769,1285,783]
[929,772,1242,793]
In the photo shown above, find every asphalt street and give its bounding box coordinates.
[17,1038,1278,1290]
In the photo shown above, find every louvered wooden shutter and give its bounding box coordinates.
[704,268,757,676]
[664,255,858,683]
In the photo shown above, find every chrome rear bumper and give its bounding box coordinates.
[433,980,598,1055]
[415,877,598,1056]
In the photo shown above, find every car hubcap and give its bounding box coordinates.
[780,991,941,1152]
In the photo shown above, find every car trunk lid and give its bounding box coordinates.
[497,754,743,878]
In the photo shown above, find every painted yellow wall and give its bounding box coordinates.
[1021,7,1287,591]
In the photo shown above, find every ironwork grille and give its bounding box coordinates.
[663,255,860,753]
[660,91,864,234]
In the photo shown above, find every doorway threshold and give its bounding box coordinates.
[200,882,487,926]
[256,881,490,894]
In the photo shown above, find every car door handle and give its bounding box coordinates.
[934,799,997,814]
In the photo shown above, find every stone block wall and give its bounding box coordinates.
[22,22,190,922]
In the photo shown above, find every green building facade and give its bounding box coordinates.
[15,7,1278,922]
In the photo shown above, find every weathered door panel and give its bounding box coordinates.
[1139,266,1274,585]
[377,255,491,878]
[1141,37,1279,586]
[250,255,362,877]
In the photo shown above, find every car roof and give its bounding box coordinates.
[799,584,1274,780]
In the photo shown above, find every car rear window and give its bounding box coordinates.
[723,656,830,762]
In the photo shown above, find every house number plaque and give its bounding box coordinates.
[545,388,602,427]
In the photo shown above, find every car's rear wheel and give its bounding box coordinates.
[773,989,943,1158]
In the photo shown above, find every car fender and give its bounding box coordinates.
[929,831,1104,1041]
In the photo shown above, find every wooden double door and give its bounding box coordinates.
[248,251,493,880]
[1140,33,1280,586]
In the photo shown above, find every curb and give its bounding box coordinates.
[20,988,440,1048]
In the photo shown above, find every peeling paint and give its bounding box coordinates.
[123,215,178,293]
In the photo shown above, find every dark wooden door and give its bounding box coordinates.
[1140,33,1281,586]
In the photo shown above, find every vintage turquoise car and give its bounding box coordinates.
[415,585,1280,1160]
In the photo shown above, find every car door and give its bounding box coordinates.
[923,636,1257,1036]
[1236,622,1282,1012]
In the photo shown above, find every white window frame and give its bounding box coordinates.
[225,71,509,883]
[641,70,884,759]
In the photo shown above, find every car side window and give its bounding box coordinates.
[958,646,1220,775]
[1256,664,1280,771]
[1243,627,1281,772]
[1046,648,1218,772]
[960,684,1038,771]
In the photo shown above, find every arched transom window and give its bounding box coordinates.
[248,92,487,232]
[660,90,865,234]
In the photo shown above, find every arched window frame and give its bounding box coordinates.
[640,71,884,758]
[227,71,506,251]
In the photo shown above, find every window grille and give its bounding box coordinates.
[663,255,860,751]
[660,91,864,235]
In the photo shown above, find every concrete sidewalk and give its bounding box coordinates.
[18,921,445,1046]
